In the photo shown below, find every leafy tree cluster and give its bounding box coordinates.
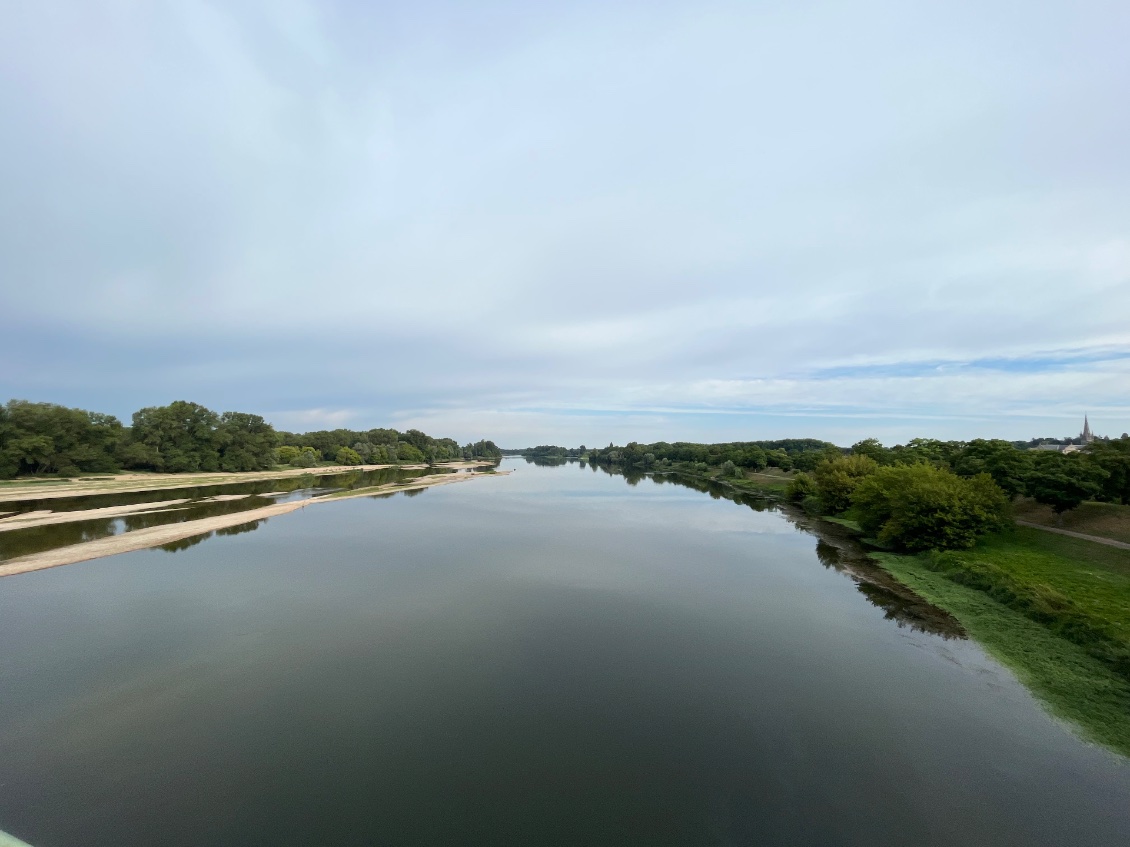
[0,400,124,477]
[1,398,501,478]
[847,436,1130,514]
[0,399,279,477]
[789,454,1010,551]
[582,439,840,472]
[274,428,500,466]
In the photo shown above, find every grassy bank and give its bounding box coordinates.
[869,528,1130,756]
[1013,498,1130,545]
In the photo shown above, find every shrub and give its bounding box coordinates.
[786,472,817,503]
[293,448,318,468]
[813,454,878,513]
[852,464,1010,551]
[336,446,362,465]
[276,445,300,465]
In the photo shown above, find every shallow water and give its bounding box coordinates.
[0,459,1127,846]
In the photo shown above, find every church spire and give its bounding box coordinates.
[1082,414,1092,443]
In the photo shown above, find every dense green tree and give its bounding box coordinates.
[851,438,892,465]
[276,445,301,465]
[950,439,1033,498]
[852,464,1010,551]
[813,454,879,513]
[217,412,277,472]
[1027,452,1108,514]
[335,446,363,465]
[786,472,817,503]
[1084,437,1130,504]
[0,400,123,477]
[293,448,319,468]
[128,401,221,472]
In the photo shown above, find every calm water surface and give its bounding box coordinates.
[0,459,1127,846]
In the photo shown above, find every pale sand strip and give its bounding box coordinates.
[0,472,506,578]
[0,499,192,533]
[0,461,494,504]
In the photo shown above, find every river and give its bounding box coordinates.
[0,458,1127,845]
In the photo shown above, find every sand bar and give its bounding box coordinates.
[0,499,192,533]
[0,471,507,578]
[0,461,495,505]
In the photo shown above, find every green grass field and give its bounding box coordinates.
[870,527,1130,756]
[872,551,1130,756]
[1013,498,1130,545]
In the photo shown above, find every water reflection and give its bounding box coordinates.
[597,464,965,639]
[0,467,450,562]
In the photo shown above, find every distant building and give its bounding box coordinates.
[1032,416,1096,453]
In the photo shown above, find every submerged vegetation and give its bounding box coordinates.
[0,398,501,479]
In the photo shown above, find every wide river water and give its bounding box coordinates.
[1,459,1128,845]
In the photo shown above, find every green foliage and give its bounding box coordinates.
[335,446,363,465]
[464,439,503,459]
[1027,452,1107,514]
[125,401,276,473]
[1085,436,1130,504]
[583,439,838,472]
[719,460,741,478]
[851,438,892,465]
[276,445,301,465]
[812,454,878,513]
[951,438,1034,498]
[786,472,817,503]
[852,464,1010,551]
[293,448,319,468]
[277,426,465,464]
[0,400,123,478]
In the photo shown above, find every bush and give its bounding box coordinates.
[813,454,878,513]
[852,464,1010,551]
[276,445,300,465]
[336,446,362,465]
[719,460,741,478]
[786,472,817,503]
[293,448,318,468]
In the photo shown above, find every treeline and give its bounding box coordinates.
[0,399,500,478]
[843,437,1130,511]
[549,439,840,471]
[787,436,1130,552]
[0,399,277,476]
[275,428,501,467]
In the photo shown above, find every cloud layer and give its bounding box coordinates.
[2,1,1127,445]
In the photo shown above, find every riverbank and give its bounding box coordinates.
[0,469,507,579]
[865,528,1130,756]
[0,461,494,504]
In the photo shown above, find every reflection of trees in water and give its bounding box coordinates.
[600,464,965,640]
[159,519,268,552]
[159,534,211,553]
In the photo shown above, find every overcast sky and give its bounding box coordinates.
[1,1,1127,447]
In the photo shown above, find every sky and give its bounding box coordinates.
[1,0,1128,447]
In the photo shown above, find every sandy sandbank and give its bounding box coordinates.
[0,461,495,505]
[0,470,508,579]
[0,499,192,533]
